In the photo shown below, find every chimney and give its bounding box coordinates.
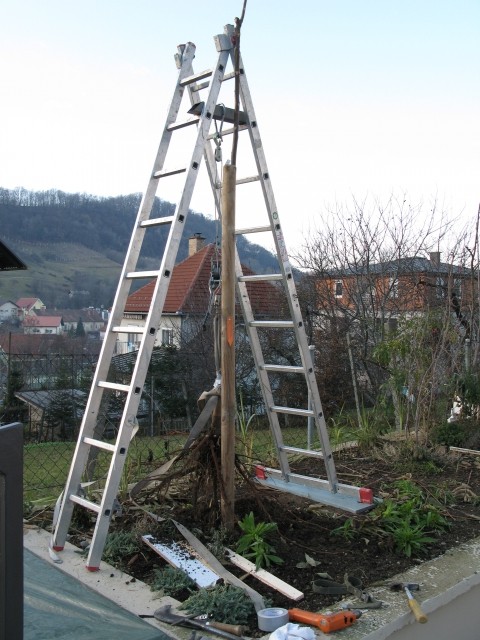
[429,252,441,268]
[188,233,206,257]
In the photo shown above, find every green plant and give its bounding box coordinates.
[236,511,283,569]
[150,566,196,597]
[330,517,357,542]
[206,526,230,560]
[179,585,255,625]
[386,520,435,558]
[103,530,141,565]
[330,478,450,558]
[236,392,257,461]
[431,421,467,448]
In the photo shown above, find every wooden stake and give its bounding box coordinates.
[221,163,237,530]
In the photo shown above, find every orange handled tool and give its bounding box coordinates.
[288,608,361,634]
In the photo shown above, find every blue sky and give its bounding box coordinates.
[1,1,479,253]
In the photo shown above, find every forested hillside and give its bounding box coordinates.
[0,188,278,308]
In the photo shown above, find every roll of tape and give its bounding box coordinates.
[257,607,289,632]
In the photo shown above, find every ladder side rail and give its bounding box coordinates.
[234,252,293,476]
[233,49,338,491]
[52,42,199,551]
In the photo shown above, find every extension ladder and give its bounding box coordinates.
[52,24,373,571]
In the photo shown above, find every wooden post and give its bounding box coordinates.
[221,162,237,530]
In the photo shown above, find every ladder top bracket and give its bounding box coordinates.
[188,102,249,126]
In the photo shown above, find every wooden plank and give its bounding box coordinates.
[450,446,480,456]
[142,535,220,588]
[226,549,304,601]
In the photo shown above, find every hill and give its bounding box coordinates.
[0,188,279,308]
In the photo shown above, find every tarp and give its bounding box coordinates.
[24,549,169,640]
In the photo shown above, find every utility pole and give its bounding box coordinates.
[220,162,236,530]
[220,4,247,530]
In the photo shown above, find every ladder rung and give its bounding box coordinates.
[236,175,260,186]
[112,326,146,334]
[235,225,272,235]
[83,437,116,452]
[69,494,101,514]
[239,273,283,282]
[98,381,130,393]
[250,320,294,328]
[262,364,304,374]
[270,406,314,418]
[191,80,210,91]
[139,216,175,228]
[280,446,324,459]
[126,270,160,279]
[153,168,187,179]
[207,124,248,140]
[180,68,213,86]
[167,116,200,131]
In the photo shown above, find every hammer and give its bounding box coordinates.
[390,582,427,624]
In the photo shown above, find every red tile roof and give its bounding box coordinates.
[23,316,62,328]
[125,244,283,317]
[35,308,104,322]
[16,297,43,310]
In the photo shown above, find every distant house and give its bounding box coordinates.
[15,389,86,441]
[0,334,102,399]
[22,315,64,335]
[0,300,20,323]
[34,308,106,337]
[117,236,282,353]
[315,252,475,322]
[16,297,46,320]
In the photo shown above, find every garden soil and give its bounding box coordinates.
[38,443,480,636]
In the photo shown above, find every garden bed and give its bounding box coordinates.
[31,442,480,635]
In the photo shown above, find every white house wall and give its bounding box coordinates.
[116,315,182,354]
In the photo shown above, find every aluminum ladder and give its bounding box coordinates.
[52,24,373,572]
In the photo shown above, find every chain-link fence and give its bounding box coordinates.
[1,345,319,504]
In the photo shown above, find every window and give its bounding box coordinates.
[162,329,174,346]
[127,332,139,346]
[453,279,462,298]
[389,277,399,299]
[436,277,446,299]
[334,280,343,298]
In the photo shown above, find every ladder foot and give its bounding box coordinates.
[86,565,100,572]
[52,546,64,551]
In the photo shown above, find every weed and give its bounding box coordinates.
[330,478,450,558]
[206,526,230,560]
[179,585,255,625]
[331,517,357,542]
[236,392,257,461]
[103,530,141,565]
[387,520,435,557]
[236,511,283,569]
[150,565,196,597]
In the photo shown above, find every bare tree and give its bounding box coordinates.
[295,194,480,434]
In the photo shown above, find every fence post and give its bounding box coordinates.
[0,422,23,640]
